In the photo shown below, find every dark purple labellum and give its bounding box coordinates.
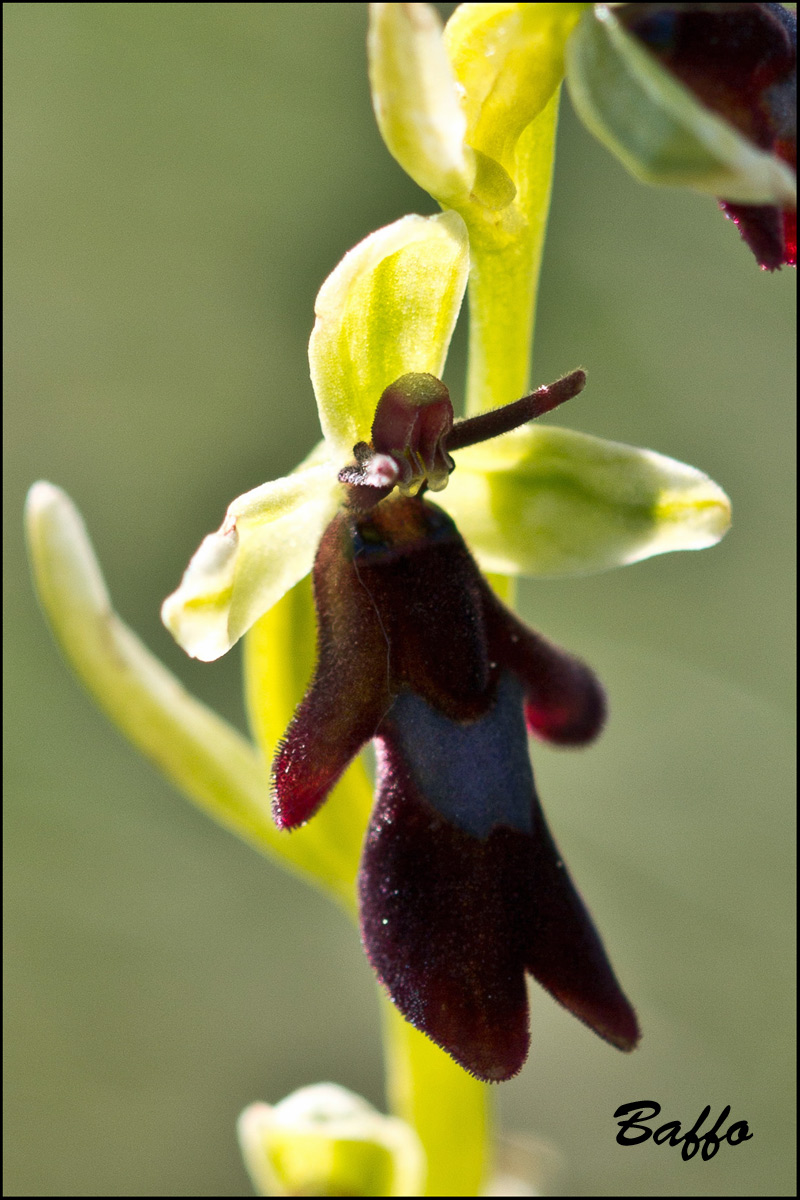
[618,2,797,269]
[272,495,639,1081]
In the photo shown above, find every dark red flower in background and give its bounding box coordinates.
[619,2,797,269]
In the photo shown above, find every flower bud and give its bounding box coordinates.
[237,1084,425,1197]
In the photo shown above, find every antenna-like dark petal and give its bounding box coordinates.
[272,517,391,830]
[483,591,606,745]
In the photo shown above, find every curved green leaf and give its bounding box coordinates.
[25,482,279,861]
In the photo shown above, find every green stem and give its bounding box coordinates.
[463,88,561,416]
[381,994,490,1196]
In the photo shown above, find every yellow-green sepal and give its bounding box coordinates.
[161,462,341,662]
[309,211,470,461]
[238,1084,425,1197]
[565,4,796,206]
[368,3,476,207]
[439,424,731,577]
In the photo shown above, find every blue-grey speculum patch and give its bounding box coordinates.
[383,672,534,838]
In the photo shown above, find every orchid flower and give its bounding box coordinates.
[152,196,727,1091]
[270,369,642,1083]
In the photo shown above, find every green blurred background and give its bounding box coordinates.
[4,3,795,1195]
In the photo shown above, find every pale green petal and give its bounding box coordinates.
[238,1085,425,1198]
[381,997,489,1197]
[368,3,476,207]
[566,5,796,206]
[444,2,586,175]
[309,211,469,461]
[161,464,340,662]
[438,425,731,577]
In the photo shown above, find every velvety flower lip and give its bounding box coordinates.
[272,488,638,1082]
[363,682,639,1081]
